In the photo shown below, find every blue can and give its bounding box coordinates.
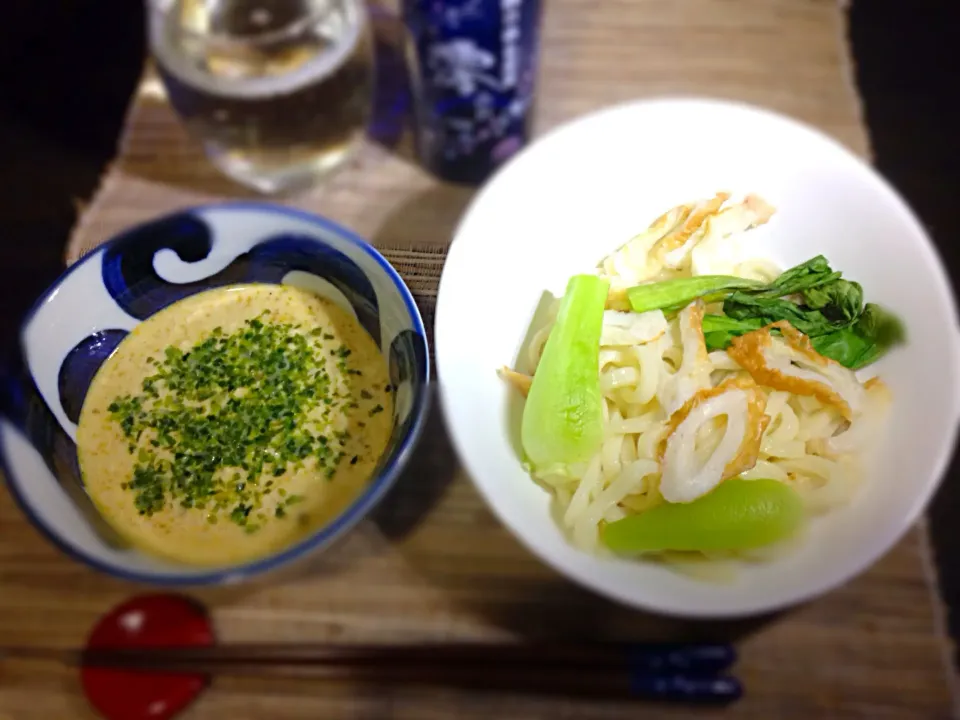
[402,0,543,185]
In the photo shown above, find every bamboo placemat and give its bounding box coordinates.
[2,0,957,718]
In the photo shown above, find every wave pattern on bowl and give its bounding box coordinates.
[0,203,430,585]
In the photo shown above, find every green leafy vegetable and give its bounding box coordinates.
[723,292,839,337]
[858,302,907,348]
[521,275,610,472]
[701,315,764,334]
[707,299,905,369]
[801,279,863,324]
[716,285,905,368]
[624,256,841,317]
[809,327,874,369]
[753,255,839,297]
[626,275,763,314]
[701,314,764,352]
[649,255,904,368]
[622,253,905,369]
[811,303,906,370]
[601,479,805,554]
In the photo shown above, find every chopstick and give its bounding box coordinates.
[2,642,741,703]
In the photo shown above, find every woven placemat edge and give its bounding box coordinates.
[58,21,959,711]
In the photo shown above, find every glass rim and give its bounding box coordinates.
[147,0,346,48]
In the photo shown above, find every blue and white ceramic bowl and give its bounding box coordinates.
[0,203,430,585]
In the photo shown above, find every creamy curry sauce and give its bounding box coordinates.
[77,284,393,566]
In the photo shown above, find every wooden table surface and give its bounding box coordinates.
[2,0,959,718]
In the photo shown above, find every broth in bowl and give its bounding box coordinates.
[77,283,393,566]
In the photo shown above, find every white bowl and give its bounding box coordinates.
[435,97,960,618]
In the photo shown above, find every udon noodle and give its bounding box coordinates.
[512,193,892,577]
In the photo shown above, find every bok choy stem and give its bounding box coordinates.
[602,479,805,554]
[521,275,609,472]
[626,276,764,314]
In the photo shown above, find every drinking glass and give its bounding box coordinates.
[148,0,375,194]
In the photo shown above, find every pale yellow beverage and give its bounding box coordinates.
[148,0,375,193]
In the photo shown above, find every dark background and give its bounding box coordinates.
[1,0,958,657]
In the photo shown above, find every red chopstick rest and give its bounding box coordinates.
[81,594,215,720]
